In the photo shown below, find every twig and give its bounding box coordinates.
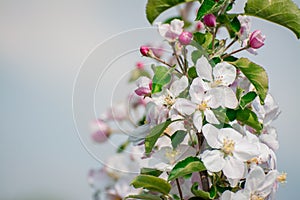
[221,46,248,59]
[196,131,210,192]
[175,178,184,200]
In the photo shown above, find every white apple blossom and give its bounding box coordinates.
[173,77,220,132]
[200,124,259,180]
[252,94,281,151]
[196,56,238,109]
[158,19,184,42]
[221,165,278,200]
[141,144,196,171]
[152,75,188,109]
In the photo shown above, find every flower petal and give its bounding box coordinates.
[204,109,219,124]
[189,77,205,104]
[244,165,265,192]
[196,56,213,82]
[201,150,225,172]
[223,156,245,179]
[173,98,196,115]
[213,62,236,86]
[193,111,203,132]
[202,124,222,148]
[170,76,188,97]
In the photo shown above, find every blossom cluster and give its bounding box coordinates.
[88,2,286,200]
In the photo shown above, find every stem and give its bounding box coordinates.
[152,55,181,74]
[221,46,249,59]
[211,27,217,53]
[196,131,210,192]
[175,178,184,200]
[171,42,185,73]
[183,46,188,73]
[223,37,238,53]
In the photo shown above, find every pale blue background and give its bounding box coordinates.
[1,0,300,199]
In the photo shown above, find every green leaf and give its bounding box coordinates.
[217,15,240,38]
[226,109,237,122]
[152,66,172,94]
[236,87,245,100]
[129,69,151,82]
[244,0,300,39]
[191,182,216,199]
[196,0,225,20]
[212,107,229,124]
[240,91,257,109]
[141,168,163,177]
[236,108,263,132]
[146,0,197,24]
[193,32,213,49]
[145,120,173,154]
[188,66,198,79]
[125,193,162,200]
[230,58,268,104]
[171,130,187,149]
[131,174,171,195]
[168,157,206,181]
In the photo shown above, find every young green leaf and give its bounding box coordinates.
[191,182,216,199]
[125,193,162,200]
[146,0,197,24]
[145,119,173,154]
[217,15,241,38]
[193,32,213,49]
[236,108,263,132]
[188,66,198,79]
[240,91,257,109]
[230,58,268,104]
[131,174,171,195]
[245,0,300,39]
[196,0,225,20]
[152,66,172,94]
[141,168,163,177]
[171,130,187,149]
[168,157,206,181]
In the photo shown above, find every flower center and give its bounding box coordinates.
[198,101,208,111]
[251,194,264,200]
[164,95,175,107]
[211,76,223,87]
[277,172,287,183]
[222,138,235,155]
[165,149,179,165]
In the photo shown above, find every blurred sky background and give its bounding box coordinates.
[1,0,300,200]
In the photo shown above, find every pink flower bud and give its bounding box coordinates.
[249,30,265,49]
[140,46,150,56]
[178,31,193,45]
[196,21,205,32]
[136,61,144,69]
[134,87,151,96]
[90,120,111,143]
[203,14,216,27]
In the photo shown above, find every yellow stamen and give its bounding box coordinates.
[277,172,287,183]
[165,149,179,165]
[222,138,235,155]
[198,101,208,111]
